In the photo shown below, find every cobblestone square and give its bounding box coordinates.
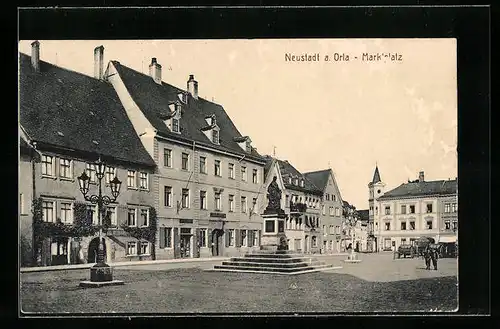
[20,253,458,314]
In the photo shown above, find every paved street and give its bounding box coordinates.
[20,252,458,314]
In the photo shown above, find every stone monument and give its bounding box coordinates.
[261,176,287,251]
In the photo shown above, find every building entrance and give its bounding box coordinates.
[211,229,223,256]
[180,228,192,258]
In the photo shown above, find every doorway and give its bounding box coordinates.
[87,237,106,263]
[211,229,223,256]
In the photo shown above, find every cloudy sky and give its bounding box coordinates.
[18,39,457,209]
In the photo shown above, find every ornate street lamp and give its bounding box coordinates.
[77,157,123,287]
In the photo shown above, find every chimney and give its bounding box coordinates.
[418,171,425,182]
[148,58,162,84]
[93,45,104,80]
[187,74,198,99]
[31,41,40,72]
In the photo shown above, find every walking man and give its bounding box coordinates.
[424,245,431,270]
[430,245,439,270]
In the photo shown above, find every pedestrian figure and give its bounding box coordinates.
[430,244,439,270]
[423,245,431,270]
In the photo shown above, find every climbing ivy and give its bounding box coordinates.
[120,206,157,259]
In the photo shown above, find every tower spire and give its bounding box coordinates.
[372,164,381,184]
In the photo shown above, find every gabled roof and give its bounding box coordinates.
[266,157,322,195]
[378,179,457,200]
[19,53,155,167]
[110,61,265,163]
[371,166,381,184]
[303,169,331,191]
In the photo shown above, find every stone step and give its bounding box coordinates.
[233,256,307,263]
[213,263,336,274]
[206,265,342,275]
[243,253,296,259]
[222,261,312,268]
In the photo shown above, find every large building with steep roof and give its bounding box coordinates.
[105,54,267,259]
[373,168,458,252]
[19,42,156,267]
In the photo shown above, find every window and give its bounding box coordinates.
[294,178,298,185]
[199,229,207,247]
[139,172,149,189]
[409,221,415,230]
[451,203,458,213]
[335,207,340,217]
[426,203,433,213]
[426,220,433,230]
[253,230,259,246]
[409,205,415,214]
[87,205,97,225]
[329,207,334,216]
[288,177,292,184]
[444,220,451,230]
[140,209,149,227]
[60,202,73,224]
[214,160,221,176]
[200,191,207,210]
[252,198,257,213]
[300,180,304,187]
[164,186,172,207]
[140,241,150,255]
[215,191,222,211]
[383,206,390,215]
[163,148,172,167]
[326,194,329,201]
[333,195,337,202]
[322,225,326,235]
[286,195,289,206]
[312,236,317,247]
[401,222,406,230]
[19,193,25,214]
[401,238,407,245]
[444,203,451,213]
[182,189,190,208]
[252,169,258,184]
[105,166,116,184]
[401,205,406,214]
[241,166,247,181]
[240,230,247,247]
[212,130,219,144]
[59,158,72,178]
[164,227,172,248]
[181,153,189,170]
[127,242,137,255]
[375,207,378,215]
[452,221,458,230]
[41,155,54,176]
[241,196,247,213]
[127,209,136,226]
[228,163,235,179]
[200,156,207,174]
[172,118,180,133]
[127,170,136,188]
[322,205,326,215]
[229,195,235,212]
[86,163,97,182]
[228,229,235,246]
[385,222,391,231]
[107,206,117,226]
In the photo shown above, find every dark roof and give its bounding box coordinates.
[19,53,155,167]
[378,179,457,200]
[274,158,322,195]
[371,166,381,184]
[303,169,330,191]
[111,61,265,163]
[357,210,369,221]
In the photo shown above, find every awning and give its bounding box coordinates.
[439,236,457,243]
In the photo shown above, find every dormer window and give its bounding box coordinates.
[294,178,299,186]
[300,180,304,187]
[288,177,292,184]
[163,102,182,134]
[202,114,220,145]
[178,92,188,104]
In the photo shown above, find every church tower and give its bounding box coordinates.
[368,165,386,222]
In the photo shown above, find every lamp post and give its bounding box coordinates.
[344,207,359,261]
[77,157,123,286]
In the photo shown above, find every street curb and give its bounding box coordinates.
[20,257,231,273]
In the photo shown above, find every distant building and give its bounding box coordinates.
[373,169,458,252]
[263,157,323,253]
[367,165,385,252]
[304,169,344,253]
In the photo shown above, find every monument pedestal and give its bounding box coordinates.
[261,211,287,251]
